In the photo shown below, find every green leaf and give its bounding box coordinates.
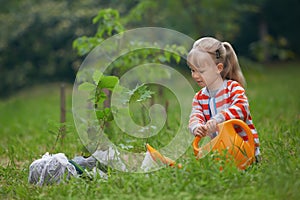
[95,91,107,104]
[78,82,96,91]
[99,76,119,90]
[128,84,155,103]
[96,110,105,120]
[104,107,111,114]
[96,108,114,121]
[93,70,103,85]
[104,108,114,121]
[137,89,155,102]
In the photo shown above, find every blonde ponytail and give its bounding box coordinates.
[222,42,246,88]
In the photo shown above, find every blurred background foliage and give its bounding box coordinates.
[0,0,299,97]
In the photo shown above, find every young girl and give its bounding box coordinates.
[187,37,260,158]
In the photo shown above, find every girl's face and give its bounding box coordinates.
[188,52,223,90]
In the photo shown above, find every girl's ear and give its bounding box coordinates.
[217,63,224,73]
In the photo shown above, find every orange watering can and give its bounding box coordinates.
[193,119,255,170]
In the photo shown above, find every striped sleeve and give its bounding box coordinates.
[188,92,206,134]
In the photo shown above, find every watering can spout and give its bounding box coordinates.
[146,144,182,168]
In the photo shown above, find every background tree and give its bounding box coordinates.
[1,0,299,97]
[0,0,104,96]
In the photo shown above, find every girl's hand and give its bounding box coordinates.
[193,125,208,137]
[206,119,218,134]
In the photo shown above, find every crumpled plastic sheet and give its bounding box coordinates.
[71,155,97,171]
[28,152,77,186]
[140,151,160,172]
[92,146,127,172]
[28,146,157,185]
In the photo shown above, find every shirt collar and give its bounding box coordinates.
[201,79,228,97]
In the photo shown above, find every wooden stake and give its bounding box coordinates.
[60,83,66,143]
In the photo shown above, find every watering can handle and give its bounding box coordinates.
[226,119,255,149]
[192,135,202,156]
[192,119,255,155]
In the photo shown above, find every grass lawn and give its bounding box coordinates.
[0,62,299,200]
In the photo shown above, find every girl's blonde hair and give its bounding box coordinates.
[188,37,246,88]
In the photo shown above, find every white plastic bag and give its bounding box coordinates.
[140,151,160,172]
[71,155,96,170]
[28,152,77,186]
[92,146,127,172]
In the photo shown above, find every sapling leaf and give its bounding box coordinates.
[104,108,114,121]
[106,112,114,121]
[78,82,96,91]
[96,110,105,120]
[104,107,111,114]
[128,84,155,103]
[137,89,154,102]
[93,70,103,85]
[95,91,107,104]
[99,76,119,90]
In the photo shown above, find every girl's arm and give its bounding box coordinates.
[188,93,206,135]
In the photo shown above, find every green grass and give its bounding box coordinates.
[0,63,300,200]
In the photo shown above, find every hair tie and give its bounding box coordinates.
[216,50,221,59]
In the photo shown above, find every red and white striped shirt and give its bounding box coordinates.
[189,79,260,155]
